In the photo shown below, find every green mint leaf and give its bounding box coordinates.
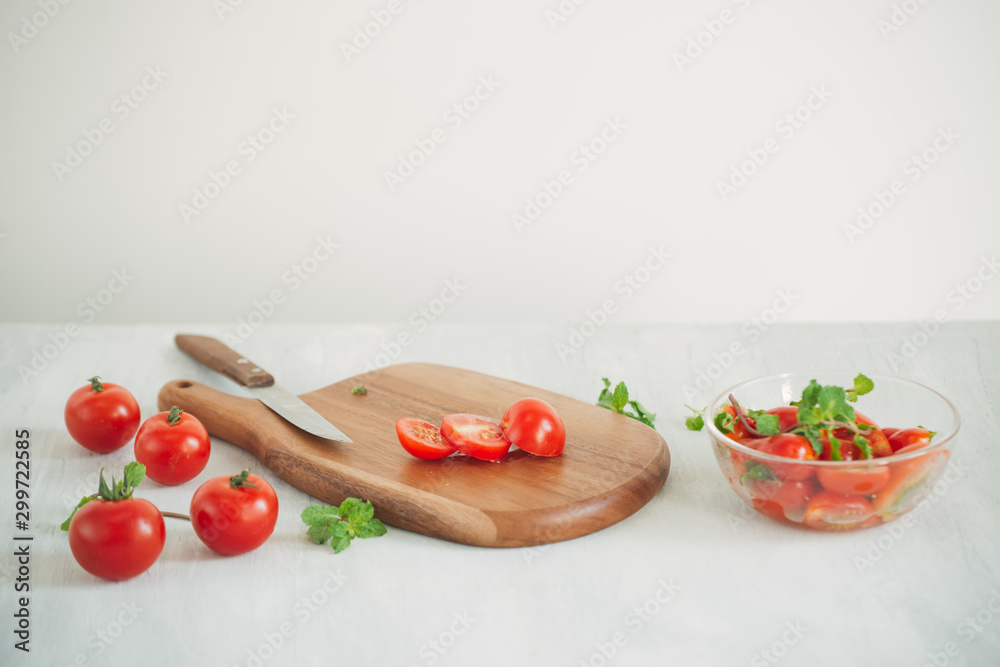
[854,434,873,459]
[352,386,367,395]
[827,434,843,461]
[345,499,374,524]
[846,373,874,402]
[356,519,387,539]
[753,413,781,436]
[685,414,705,431]
[611,382,629,412]
[122,462,146,494]
[798,426,824,457]
[330,533,353,554]
[301,504,340,526]
[306,523,333,544]
[61,495,96,531]
[791,379,821,408]
[740,461,777,484]
[714,412,734,435]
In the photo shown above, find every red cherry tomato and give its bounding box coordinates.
[190,470,279,556]
[881,427,900,439]
[888,427,934,453]
[395,418,456,460]
[64,377,140,453]
[440,414,511,462]
[803,491,878,531]
[134,407,210,485]
[68,498,165,580]
[500,398,565,457]
[872,443,945,519]
[723,403,750,441]
[817,465,891,496]
[750,479,816,522]
[755,434,817,481]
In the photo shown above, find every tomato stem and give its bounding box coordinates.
[229,469,259,489]
[167,406,184,426]
[88,376,104,392]
[161,511,191,521]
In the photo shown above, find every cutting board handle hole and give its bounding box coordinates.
[176,380,193,388]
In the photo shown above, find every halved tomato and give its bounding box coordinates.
[817,465,891,496]
[803,491,879,531]
[749,479,816,522]
[440,414,511,462]
[887,427,935,453]
[395,418,456,460]
[755,434,817,481]
[765,406,800,432]
[872,443,947,520]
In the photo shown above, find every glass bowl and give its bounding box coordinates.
[705,372,960,531]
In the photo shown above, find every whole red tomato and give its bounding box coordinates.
[64,377,141,453]
[68,499,165,580]
[755,433,817,481]
[190,470,278,555]
[134,406,211,485]
[500,398,566,457]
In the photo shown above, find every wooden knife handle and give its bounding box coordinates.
[175,334,275,388]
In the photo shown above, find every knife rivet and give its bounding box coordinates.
[236,358,249,364]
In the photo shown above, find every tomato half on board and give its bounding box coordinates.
[803,491,879,531]
[440,414,511,462]
[395,419,456,460]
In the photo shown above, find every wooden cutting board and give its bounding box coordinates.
[158,364,669,548]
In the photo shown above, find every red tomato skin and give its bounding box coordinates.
[723,404,751,441]
[755,434,817,481]
[500,398,566,457]
[64,382,141,453]
[803,491,878,531]
[888,428,933,453]
[68,498,165,580]
[190,473,279,556]
[134,411,211,485]
[817,466,891,496]
[440,414,511,462]
[881,428,900,439]
[765,406,800,432]
[395,418,455,460]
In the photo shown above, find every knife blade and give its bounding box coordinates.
[174,334,353,443]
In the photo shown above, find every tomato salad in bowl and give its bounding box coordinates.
[703,372,960,531]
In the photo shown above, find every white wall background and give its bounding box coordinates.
[1,0,998,327]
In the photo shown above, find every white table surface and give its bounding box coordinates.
[1,322,998,667]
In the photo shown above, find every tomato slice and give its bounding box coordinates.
[817,465,891,496]
[396,418,456,460]
[440,414,511,462]
[803,491,878,531]
[887,427,934,453]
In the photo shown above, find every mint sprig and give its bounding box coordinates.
[301,498,387,554]
[684,405,705,431]
[597,378,656,429]
[61,462,147,530]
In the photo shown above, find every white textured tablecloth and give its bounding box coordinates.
[1,322,998,667]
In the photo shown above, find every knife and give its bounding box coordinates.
[174,334,353,443]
